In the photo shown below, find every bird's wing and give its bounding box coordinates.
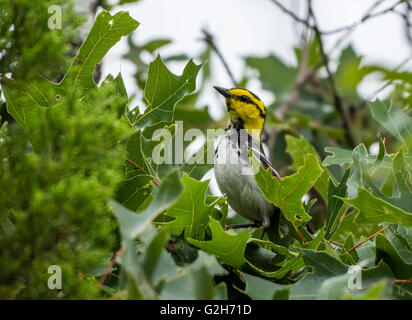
[248,141,281,179]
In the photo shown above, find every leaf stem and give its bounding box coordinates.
[123,156,160,187]
[293,224,306,244]
[98,246,125,287]
[346,224,392,254]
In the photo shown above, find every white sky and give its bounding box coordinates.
[100,0,412,119]
[95,0,411,198]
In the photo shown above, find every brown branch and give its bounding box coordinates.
[393,280,412,284]
[324,0,403,35]
[98,246,125,287]
[404,0,412,47]
[355,279,412,293]
[346,224,392,254]
[201,29,239,87]
[124,156,160,187]
[269,0,313,30]
[275,68,317,119]
[309,0,356,148]
[270,0,405,37]
[276,5,312,119]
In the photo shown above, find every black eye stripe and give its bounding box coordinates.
[232,95,265,118]
[233,95,253,103]
[240,95,250,103]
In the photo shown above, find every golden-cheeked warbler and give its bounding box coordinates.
[213,86,282,236]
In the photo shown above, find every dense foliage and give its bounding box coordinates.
[0,1,411,300]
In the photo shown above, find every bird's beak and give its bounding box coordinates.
[213,86,231,99]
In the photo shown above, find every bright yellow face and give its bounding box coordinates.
[214,86,266,140]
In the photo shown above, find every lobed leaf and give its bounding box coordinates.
[253,153,323,225]
[285,134,332,201]
[133,55,202,129]
[188,217,249,268]
[164,173,213,241]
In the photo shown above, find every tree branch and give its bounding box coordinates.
[269,0,313,30]
[201,29,239,87]
[276,5,312,119]
[309,0,356,148]
[270,0,405,37]
[98,246,125,287]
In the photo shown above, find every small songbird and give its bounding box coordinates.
[213,86,281,234]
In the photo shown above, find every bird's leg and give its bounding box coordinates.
[259,215,271,240]
[225,222,260,230]
[260,228,267,240]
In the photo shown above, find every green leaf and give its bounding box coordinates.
[245,250,305,280]
[179,137,214,181]
[133,55,202,129]
[369,99,412,146]
[240,272,289,300]
[245,55,297,97]
[333,143,412,227]
[391,147,412,210]
[164,173,213,241]
[109,170,183,240]
[116,132,154,211]
[285,134,332,200]
[188,217,249,268]
[63,11,139,90]
[391,232,412,263]
[342,188,412,227]
[173,93,214,129]
[139,122,213,182]
[109,170,183,298]
[376,234,412,279]
[247,238,297,258]
[253,153,323,225]
[339,233,359,265]
[335,46,365,104]
[140,228,168,282]
[314,260,395,300]
[159,251,227,300]
[289,249,347,299]
[3,10,139,142]
[322,147,353,167]
[141,39,171,53]
[342,281,387,300]
[325,168,350,239]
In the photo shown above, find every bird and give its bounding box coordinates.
[213,86,281,237]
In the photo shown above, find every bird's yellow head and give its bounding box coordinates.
[214,86,266,141]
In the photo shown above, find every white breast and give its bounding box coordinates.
[214,129,274,227]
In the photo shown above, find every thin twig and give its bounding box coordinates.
[339,206,350,224]
[276,5,312,119]
[324,0,403,35]
[357,54,412,109]
[124,156,160,187]
[201,29,239,87]
[346,224,392,254]
[309,0,356,148]
[401,0,412,48]
[98,246,126,287]
[269,0,313,30]
[270,0,405,36]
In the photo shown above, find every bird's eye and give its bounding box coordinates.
[240,95,250,103]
